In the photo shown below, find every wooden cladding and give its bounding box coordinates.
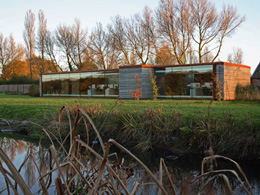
[223,65,251,100]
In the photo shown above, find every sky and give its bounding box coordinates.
[0,0,259,73]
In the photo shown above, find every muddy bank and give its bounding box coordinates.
[0,119,30,134]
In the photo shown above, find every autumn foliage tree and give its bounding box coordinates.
[30,56,61,79]
[128,73,142,101]
[0,33,25,72]
[0,33,26,80]
[1,60,29,80]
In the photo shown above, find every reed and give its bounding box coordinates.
[0,105,254,194]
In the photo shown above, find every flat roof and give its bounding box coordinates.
[41,68,119,75]
[41,62,250,75]
[153,62,250,69]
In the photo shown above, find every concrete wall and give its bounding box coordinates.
[0,84,32,94]
[119,67,153,99]
[141,68,153,99]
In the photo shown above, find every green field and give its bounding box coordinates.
[0,93,259,123]
[1,93,260,158]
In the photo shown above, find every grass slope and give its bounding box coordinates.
[1,93,260,158]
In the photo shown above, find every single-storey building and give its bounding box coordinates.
[40,62,250,100]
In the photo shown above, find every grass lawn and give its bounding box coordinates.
[0,93,260,123]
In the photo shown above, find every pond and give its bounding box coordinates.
[0,133,260,194]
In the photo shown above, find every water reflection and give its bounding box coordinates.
[0,135,260,194]
[0,137,26,162]
[0,136,57,194]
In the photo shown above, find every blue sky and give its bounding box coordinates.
[0,0,259,73]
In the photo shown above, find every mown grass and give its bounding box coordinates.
[0,93,260,123]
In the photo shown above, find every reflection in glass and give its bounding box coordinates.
[156,65,213,98]
[166,66,192,97]
[105,71,119,96]
[51,74,61,96]
[91,72,105,96]
[80,72,92,96]
[192,65,213,97]
[70,73,80,96]
[60,74,70,96]
[42,75,52,96]
[155,69,166,97]
[42,70,119,97]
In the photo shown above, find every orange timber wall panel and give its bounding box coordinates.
[223,65,251,100]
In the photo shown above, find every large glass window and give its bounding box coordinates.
[60,74,70,96]
[166,66,192,97]
[104,71,119,97]
[192,65,213,97]
[42,75,52,96]
[155,69,166,97]
[80,72,92,96]
[70,73,80,96]
[51,74,61,96]
[155,65,213,98]
[41,70,119,98]
[91,72,105,96]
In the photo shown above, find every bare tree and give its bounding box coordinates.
[124,6,155,65]
[71,19,88,70]
[89,23,119,69]
[108,15,130,65]
[23,10,35,78]
[37,10,47,60]
[155,42,177,65]
[36,10,48,73]
[44,31,62,72]
[156,0,194,64]
[55,19,89,71]
[55,24,75,71]
[0,33,9,72]
[141,6,158,64]
[190,0,246,63]
[80,49,98,70]
[227,47,243,64]
[0,33,25,73]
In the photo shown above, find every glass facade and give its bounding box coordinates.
[41,65,213,99]
[155,65,213,98]
[42,70,119,97]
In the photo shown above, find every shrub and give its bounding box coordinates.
[214,76,223,101]
[128,73,142,101]
[28,84,40,97]
[0,75,38,84]
[149,68,159,100]
[235,84,260,100]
